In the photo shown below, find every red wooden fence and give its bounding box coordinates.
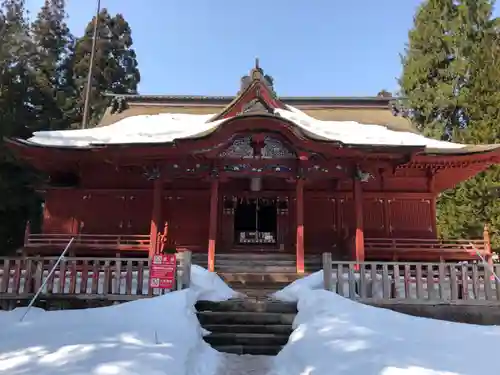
[26,234,151,251]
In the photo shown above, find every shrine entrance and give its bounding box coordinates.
[234,197,277,245]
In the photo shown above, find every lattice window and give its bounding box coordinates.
[260,136,295,159]
[219,136,254,158]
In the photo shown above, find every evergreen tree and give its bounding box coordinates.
[401,0,500,249]
[30,0,75,131]
[399,0,463,140]
[438,4,500,248]
[0,0,40,253]
[71,9,140,127]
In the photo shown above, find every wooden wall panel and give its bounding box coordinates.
[304,196,336,253]
[42,190,78,234]
[121,191,153,234]
[340,198,354,233]
[80,192,124,234]
[363,198,385,237]
[169,193,210,251]
[388,198,433,237]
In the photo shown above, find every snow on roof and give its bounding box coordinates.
[26,106,465,150]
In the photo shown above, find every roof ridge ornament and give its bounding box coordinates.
[239,59,276,96]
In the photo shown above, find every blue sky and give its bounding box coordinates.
[27,0,500,97]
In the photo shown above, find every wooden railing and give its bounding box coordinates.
[0,253,192,300]
[364,238,491,262]
[322,253,500,303]
[26,234,151,251]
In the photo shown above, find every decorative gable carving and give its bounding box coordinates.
[219,136,254,159]
[218,136,296,159]
[239,98,274,115]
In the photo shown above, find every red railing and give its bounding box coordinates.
[26,234,151,251]
[364,238,491,262]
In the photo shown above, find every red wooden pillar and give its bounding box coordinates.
[208,179,219,272]
[148,177,163,258]
[353,176,365,263]
[296,179,305,274]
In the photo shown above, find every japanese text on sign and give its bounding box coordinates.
[150,254,176,289]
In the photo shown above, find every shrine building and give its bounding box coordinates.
[6,62,500,272]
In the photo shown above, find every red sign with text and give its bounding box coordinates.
[150,254,177,289]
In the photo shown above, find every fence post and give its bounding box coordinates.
[322,252,333,291]
[178,251,192,290]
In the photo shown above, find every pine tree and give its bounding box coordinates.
[401,0,500,249]
[30,0,74,131]
[0,0,40,254]
[71,9,140,127]
[399,0,463,140]
[438,2,500,248]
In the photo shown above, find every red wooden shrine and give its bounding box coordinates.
[6,62,500,272]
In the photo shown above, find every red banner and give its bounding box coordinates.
[150,254,177,289]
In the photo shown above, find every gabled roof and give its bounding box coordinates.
[5,60,500,160]
[208,59,286,121]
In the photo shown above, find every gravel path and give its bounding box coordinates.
[216,353,275,375]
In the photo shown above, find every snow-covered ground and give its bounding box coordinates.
[0,266,239,375]
[25,105,465,150]
[3,267,500,375]
[271,272,500,375]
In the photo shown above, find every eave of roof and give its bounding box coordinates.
[103,92,400,109]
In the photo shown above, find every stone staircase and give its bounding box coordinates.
[196,299,297,355]
[215,252,321,298]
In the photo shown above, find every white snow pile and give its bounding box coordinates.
[25,105,466,150]
[0,266,239,375]
[271,272,500,375]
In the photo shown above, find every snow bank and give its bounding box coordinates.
[272,273,500,375]
[26,106,466,150]
[0,266,236,375]
[190,264,241,301]
[272,270,385,302]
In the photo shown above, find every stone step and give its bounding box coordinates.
[216,253,296,260]
[218,272,305,283]
[235,289,280,299]
[196,300,297,313]
[197,311,295,325]
[212,345,283,356]
[226,281,293,290]
[215,265,298,273]
[203,324,293,335]
[205,332,289,347]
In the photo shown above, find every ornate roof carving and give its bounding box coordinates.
[219,135,296,159]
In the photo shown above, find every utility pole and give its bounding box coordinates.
[81,0,102,129]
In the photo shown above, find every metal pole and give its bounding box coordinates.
[81,0,102,129]
[471,243,500,284]
[19,237,75,322]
